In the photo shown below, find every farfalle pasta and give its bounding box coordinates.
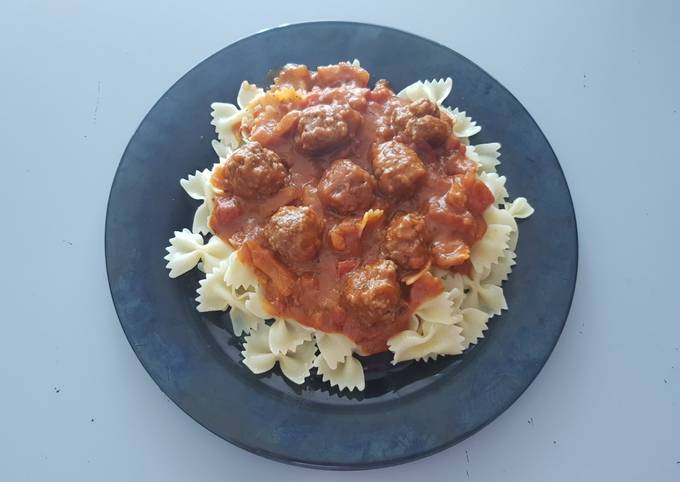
[180,168,219,235]
[164,229,232,277]
[164,61,533,392]
[315,332,356,369]
[388,320,465,364]
[242,325,317,384]
[446,107,482,139]
[467,143,501,172]
[268,318,313,355]
[314,353,365,392]
[478,172,509,205]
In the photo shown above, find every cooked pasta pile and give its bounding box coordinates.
[165,61,533,392]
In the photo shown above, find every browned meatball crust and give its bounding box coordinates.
[341,260,404,327]
[317,159,375,214]
[405,114,451,148]
[265,206,325,262]
[384,213,430,270]
[371,141,427,197]
[408,98,440,117]
[391,98,439,131]
[295,104,362,155]
[226,142,288,199]
[389,99,450,148]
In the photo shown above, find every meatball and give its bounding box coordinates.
[341,260,404,327]
[408,98,440,117]
[317,159,375,214]
[295,104,362,155]
[371,141,427,197]
[390,99,439,132]
[405,114,451,148]
[265,206,324,262]
[226,142,288,199]
[389,99,451,148]
[385,213,430,270]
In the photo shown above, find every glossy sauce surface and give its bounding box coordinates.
[209,63,494,354]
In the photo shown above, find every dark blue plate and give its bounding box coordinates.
[105,22,577,469]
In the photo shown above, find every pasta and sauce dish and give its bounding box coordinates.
[164,61,533,392]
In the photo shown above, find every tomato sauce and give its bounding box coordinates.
[209,63,494,354]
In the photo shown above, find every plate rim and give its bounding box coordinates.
[105,20,578,470]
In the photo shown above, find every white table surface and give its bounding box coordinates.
[2,1,679,480]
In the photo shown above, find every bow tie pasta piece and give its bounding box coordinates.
[224,250,259,291]
[168,231,231,276]
[269,318,314,355]
[466,143,501,172]
[397,78,453,105]
[242,325,316,384]
[210,81,268,148]
[461,270,507,316]
[164,229,204,278]
[211,139,232,159]
[198,235,234,274]
[164,230,233,278]
[484,205,519,251]
[470,223,512,274]
[241,290,270,321]
[195,252,268,324]
[314,354,365,392]
[241,324,278,374]
[236,81,265,109]
[446,107,481,139]
[388,320,465,364]
[478,172,508,205]
[315,332,355,370]
[278,340,317,384]
[506,197,535,219]
[484,250,517,287]
[457,307,491,349]
[229,306,265,336]
[434,269,464,293]
[180,169,217,235]
[211,102,243,150]
[223,250,270,320]
[413,290,457,325]
[195,258,237,312]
